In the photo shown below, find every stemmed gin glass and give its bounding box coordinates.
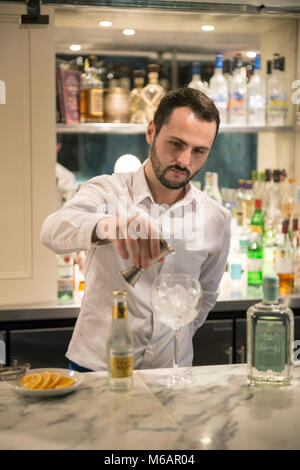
[151,273,201,387]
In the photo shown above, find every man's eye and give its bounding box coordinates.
[171,141,181,148]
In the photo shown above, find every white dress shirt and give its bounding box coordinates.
[40,162,231,371]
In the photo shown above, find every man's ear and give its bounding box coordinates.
[146,120,155,145]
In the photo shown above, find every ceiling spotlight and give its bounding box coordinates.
[201,25,215,31]
[69,44,81,51]
[99,21,112,27]
[246,51,257,58]
[123,28,135,36]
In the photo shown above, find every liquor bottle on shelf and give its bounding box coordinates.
[247,274,294,385]
[80,59,104,123]
[275,219,294,295]
[282,177,296,221]
[203,171,222,204]
[208,52,229,124]
[250,199,264,235]
[143,64,165,122]
[293,233,300,293]
[188,62,208,94]
[129,69,148,124]
[279,56,289,124]
[247,53,266,126]
[119,65,131,93]
[267,169,282,229]
[57,253,74,304]
[229,53,247,125]
[247,232,263,286]
[242,180,254,226]
[236,179,245,216]
[262,219,277,276]
[267,53,285,126]
[107,291,134,392]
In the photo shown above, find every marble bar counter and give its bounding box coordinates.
[1,363,300,450]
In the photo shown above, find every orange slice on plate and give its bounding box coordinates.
[47,373,61,389]
[38,371,52,389]
[55,376,75,389]
[21,373,43,389]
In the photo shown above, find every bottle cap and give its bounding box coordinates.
[262,274,279,303]
[113,290,127,296]
[255,199,262,209]
[192,62,201,75]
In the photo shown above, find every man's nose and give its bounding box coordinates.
[177,147,192,167]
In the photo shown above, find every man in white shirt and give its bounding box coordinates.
[40,87,231,372]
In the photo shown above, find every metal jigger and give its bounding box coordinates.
[120,239,174,287]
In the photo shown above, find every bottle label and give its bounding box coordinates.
[275,254,293,274]
[250,225,263,234]
[110,350,134,378]
[247,258,262,272]
[87,89,103,115]
[254,320,286,373]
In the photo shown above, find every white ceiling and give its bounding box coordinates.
[54,6,292,59]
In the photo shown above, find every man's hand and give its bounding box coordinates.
[92,216,163,269]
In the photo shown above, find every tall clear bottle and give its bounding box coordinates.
[107,291,134,392]
[247,54,266,126]
[143,64,165,122]
[247,274,294,385]
[275,219,294,296]
[229,53,247,125]
[208,52,229,124]
[188,62,208,94]
[203,171,223,204]
[267,54,285,126]
[129,69,148,124]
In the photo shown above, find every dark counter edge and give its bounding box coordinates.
[1,295,300,326]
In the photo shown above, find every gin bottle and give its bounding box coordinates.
[143,64,165,122]
[229,54,247,125]
[203,171,222,204]
[247,54,266,126]
[247,274,294,385]
[188,62,207,94]
[267,54,285,126]
[129,69,148,124]
[208,52,229,124]
[107,291,134,391]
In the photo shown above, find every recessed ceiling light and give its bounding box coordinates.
[69,44,81,51]
[201,25,215,31]
[246,51,257,58]
[99,21,112,27]
[123,28,135,36]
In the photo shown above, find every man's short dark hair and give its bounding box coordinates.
[153,87,220,138]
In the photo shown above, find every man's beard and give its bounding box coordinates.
[149,139,193,190]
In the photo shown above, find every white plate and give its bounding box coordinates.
[6,368,84,398]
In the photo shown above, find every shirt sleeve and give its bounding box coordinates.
[193,211,231,333]
[40,180,110,254]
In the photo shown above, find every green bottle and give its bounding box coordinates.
[247,232,263,286]
[250,199,264,235]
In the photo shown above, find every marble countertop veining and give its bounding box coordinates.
[1,363,300,450]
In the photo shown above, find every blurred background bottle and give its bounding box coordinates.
[247,54,266,126]
[229,53,247,125]
[208,52,229,124]
[203,171,223,204]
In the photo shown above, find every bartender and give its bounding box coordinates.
[40,87,231,372]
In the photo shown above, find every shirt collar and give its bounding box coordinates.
[132,159,204,208]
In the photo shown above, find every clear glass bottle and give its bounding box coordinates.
[143,64,165,122]
[188,62,207,94]
[247,274,294,385]
[203,171,222,204]
[80,61,104,123]
[57,253,74,304]
[208,52,229,124]
[267,54,285,126]
[247,54,266,126]
[275,219,294,296]
[242,180,254,226]
[229,53,247,125]
[236,179,245,217]
[129,69,148,124]
[107,291,134,392]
